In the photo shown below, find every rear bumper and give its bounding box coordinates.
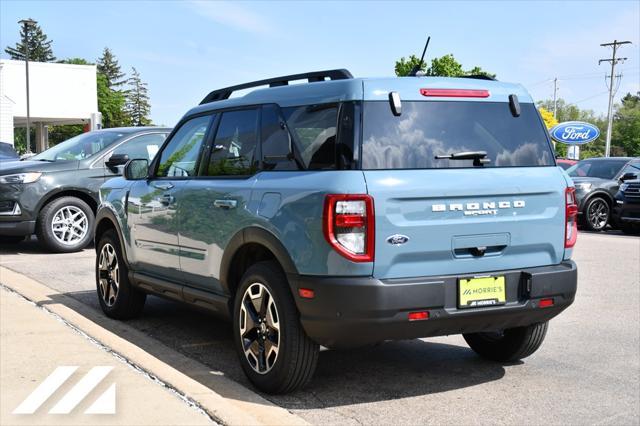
[289,261,577,348]
[0,220,35,236]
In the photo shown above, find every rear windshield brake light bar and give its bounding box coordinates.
[420,88,490,98]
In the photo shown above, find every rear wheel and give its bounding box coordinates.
[36,196,94,252]
[463,322,548,362]
[233,261,319,394]
[583,197,609,232]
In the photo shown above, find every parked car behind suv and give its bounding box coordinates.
[95,70,578,393]
[566,157,640,231]
[0,127,170,251]
[612,178,640,234]
[0,142,19,162]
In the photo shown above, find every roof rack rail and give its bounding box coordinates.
[200,69,354,105]
[461,74,497,81]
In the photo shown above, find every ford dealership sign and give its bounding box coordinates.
[549,121,600,145]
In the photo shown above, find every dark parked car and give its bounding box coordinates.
[612,179,640,235]
[566,157,640,231]
[0,127,170,252]
[0,142,19,162]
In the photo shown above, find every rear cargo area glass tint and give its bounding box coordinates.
[362,101,554,169]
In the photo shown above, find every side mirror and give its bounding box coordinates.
[620,172,637,182]
[124,159,149,180]
[105,153,130,170]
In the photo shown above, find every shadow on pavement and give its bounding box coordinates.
[44,289,506,409]
[0,237,94,254]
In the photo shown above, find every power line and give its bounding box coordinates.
[599,39,631,157]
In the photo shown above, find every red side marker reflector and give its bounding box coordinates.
[335,214,366,228]
[539,298,554,308]
[298,288,315,299]
[420,88,490,98]
[408,311,429,321]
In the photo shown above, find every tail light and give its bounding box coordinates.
[565,187,578,248]
[323,194,375,262]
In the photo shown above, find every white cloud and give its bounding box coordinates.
[187,1,274,35]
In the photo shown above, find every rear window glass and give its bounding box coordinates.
[362,101,554,169]
[282,104,338,170]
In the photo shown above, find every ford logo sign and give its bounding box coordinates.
[386,234,409,246]
[549,121,600,145]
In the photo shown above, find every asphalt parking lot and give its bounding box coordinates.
[1,230,639,425]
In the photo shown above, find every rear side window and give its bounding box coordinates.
[207,109,259,176]
[282,104,338,170]
[362,101,555,169]
[568,160,629,179]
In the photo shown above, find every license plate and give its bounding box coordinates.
[458,276,506,308]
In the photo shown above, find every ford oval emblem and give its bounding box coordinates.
[386,234,409,246]
[549,121,600,145]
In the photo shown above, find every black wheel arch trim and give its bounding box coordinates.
[581,191,613,213]
[94,207,130,268]
[35,187,100,215]
[219,226,299,295]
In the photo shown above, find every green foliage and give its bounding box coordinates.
[395,53,496,78]
[48,125,84,146]
[57,57,92,65]
[395,55,425,77]
[125,67,152,126]
[5,20,55,62]
[612,92,640,157]
[97,47,126,88]
[97,72,128,128]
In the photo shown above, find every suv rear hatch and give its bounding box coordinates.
[360,90,568,279]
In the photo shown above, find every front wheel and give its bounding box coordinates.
[583,197,609,232]
[233,261,319,394]
[463,322,548,362]
[36,196,94,252]
[96,229,146,319]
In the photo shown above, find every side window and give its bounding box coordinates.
[112,133,166,162]
[261,104,297,171]
[282,104,338,170]
[207,109,259,176]
[619,162,640,178]
[156,115,211,177]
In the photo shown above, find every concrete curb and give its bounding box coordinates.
[0,266,308,426]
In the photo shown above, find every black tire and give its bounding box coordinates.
[621,223,640,235]
[36,196,94,253]
[582,197,609,232]
[233,261,319,394]
[1,236,25,244]
[463,321,548,362]
[95,229,146,319]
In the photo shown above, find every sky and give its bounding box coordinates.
[1,0,638,127]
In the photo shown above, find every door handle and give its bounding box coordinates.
[213,199,237,209]
[161,194,176,205]
[153,182,174,190]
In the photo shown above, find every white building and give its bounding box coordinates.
[0,59,101,151]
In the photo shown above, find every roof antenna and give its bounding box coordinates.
[409,36,430,77]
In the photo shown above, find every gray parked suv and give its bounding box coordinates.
[0,127,170,252]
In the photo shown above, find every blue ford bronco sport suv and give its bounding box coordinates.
[95,69,578,393]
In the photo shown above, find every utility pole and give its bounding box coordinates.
[18,18,37,154]
[599,39,631,157]
[552,78,559,119]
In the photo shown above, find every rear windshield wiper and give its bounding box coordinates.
[435,151,491,167]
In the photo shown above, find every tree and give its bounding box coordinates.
[395,55,425,77]
[538,107,558,130]
[612,92,640,157]
[395,53,496,78]
[125,67,152,126]
[97,47,125,88]
[5,20,55,62]
[57,57,92,65]
[98,73,128,128]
